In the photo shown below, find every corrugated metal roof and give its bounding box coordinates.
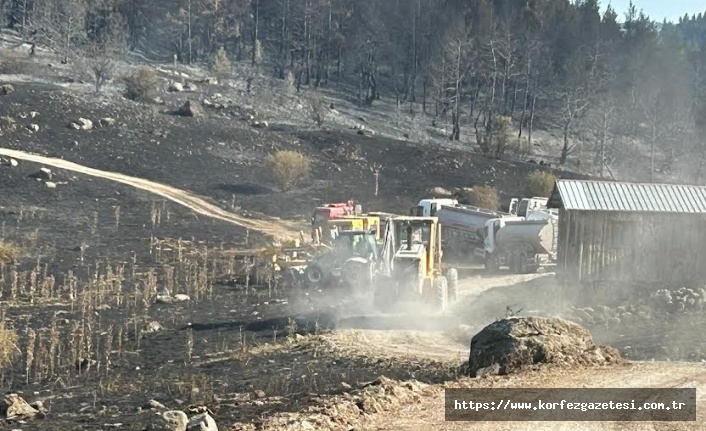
[548,180,706,213]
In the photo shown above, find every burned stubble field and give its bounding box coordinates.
[0,178,463,430]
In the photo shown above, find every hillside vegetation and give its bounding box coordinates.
[1,0,705,182]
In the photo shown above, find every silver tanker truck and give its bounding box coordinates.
[434,205,557,274]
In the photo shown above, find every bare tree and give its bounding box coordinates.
[431,18,475,140]
[82,9,127,93]
[31,0,87,62]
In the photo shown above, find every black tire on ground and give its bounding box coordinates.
[305,264,325,286]
[433,276,448,312]
[446,268,458,303]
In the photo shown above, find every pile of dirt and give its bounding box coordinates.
[467,316,623,377]
[229,376,434,431]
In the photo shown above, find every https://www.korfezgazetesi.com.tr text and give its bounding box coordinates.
[445,388,696,421]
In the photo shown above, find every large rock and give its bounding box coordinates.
[2,393,39,420]
[467,317,622,377]
[69,118,93,130]
[187,412,218,431]
[161,410,188,431]
[28,167,53,181]
[168,82,184,92]
[428,186,454,198]
[175,100,202,117]
[1,84,14,95]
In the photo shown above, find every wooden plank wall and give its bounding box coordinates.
[557,211,706,289]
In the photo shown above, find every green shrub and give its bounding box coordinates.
[525,170,557,197]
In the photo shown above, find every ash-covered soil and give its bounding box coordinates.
[0,80,585,221]
[0,43,702,431]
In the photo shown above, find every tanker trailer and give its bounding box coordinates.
[483,218,558,274]
[434,205,514,262]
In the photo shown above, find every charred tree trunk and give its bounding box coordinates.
[251,0,259,68]
[528,93,537,144]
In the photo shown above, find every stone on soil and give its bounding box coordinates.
[176,100,202,117]
[186,412,218,431]
[467,316,623,377]
[2,393,39,420]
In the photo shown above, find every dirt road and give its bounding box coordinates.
[323,271,706,431]
[370,363,706,431]
[0,148,303,240]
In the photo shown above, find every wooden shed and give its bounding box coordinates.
[547,179,706,295]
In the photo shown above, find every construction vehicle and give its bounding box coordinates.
[322,215,381,243]
[373,216,458,312]
[435,205,557,274]
[311,201,362,241]
[303,228,379,289]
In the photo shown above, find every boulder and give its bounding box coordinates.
[99,117,116,127]
[186,412,218,431]
[69,118,93,130]
[161,410,188,431]
[1,84,14,95]
[467,317,623,377]
[175,100,202,117]
[1,393,39,420]
[28,167,53,181]
[428,186,454,198]
[0,157,18,167]
[27,123,39,132]
[168,82,184,92]
[184,81,197,91]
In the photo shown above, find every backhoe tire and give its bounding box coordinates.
[433,276,448,312]
[305,264,325,287]
[446,268,458,303]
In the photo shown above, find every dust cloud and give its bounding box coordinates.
[286,228,706,365]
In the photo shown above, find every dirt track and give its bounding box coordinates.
[0,148,303,240]
[370,363,706,431]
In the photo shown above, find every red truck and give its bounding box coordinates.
[311,201,361,241]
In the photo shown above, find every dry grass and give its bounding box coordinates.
[0,225,271,387]
[122,66,158,101]
[468,185,500,210]
[265,150,312,191]
[0,315,18,372]
[525,170,557,197]
[0,241,21,263]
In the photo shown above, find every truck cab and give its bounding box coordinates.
[311,201,362,241]
[510,197,549,217]
[411,198,458,217]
